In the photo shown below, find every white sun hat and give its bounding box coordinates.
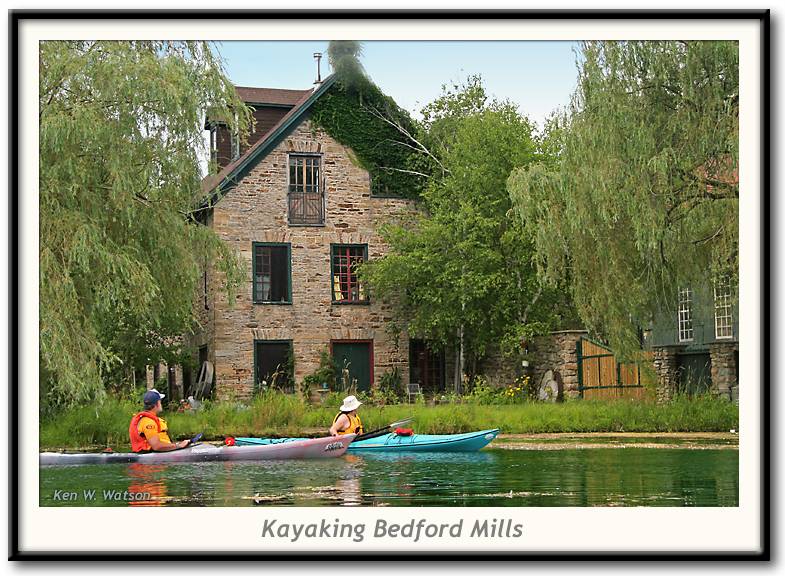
[339,395,362,412]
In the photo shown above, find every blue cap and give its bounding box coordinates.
[143,388,166,407]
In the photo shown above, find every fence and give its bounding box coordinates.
[577,338,654,400]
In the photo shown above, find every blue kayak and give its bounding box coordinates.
[234,429,500,453]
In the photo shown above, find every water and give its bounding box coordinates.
[39,448,738,507]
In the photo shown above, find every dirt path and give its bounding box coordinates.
[494,431,738,451]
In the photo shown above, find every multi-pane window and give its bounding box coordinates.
[254,341,294,394]
[409,339,445,393]
[331,245,368,303]
[678,287,694,342]
[714,276,734,339]
[288,155,324,225]
[252,243,291,303]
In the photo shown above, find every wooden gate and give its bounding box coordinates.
[577,338,653,400]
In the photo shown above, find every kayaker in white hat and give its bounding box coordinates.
[329,395,364,436]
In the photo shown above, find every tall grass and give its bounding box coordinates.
[39,393,739,450]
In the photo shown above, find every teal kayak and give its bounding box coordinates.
[234,429,500,453]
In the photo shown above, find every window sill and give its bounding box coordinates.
[253,301,293,306]
[288,223,326,227]
[331,301,371,306]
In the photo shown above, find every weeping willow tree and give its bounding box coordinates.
[508,41,739,355]
[39,41,250,412]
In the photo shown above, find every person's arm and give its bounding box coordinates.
[329,414,349,436]
[146,434,189,452]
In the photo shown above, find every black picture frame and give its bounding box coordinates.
[10,8,770,561]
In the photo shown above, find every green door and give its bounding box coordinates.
[332,341,372,392]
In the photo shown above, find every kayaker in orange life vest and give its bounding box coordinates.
[129,389,191,452]
[329,395,364,436]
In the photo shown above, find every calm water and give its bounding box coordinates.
[39,448,738,507]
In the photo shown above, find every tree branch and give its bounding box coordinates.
[363,103,450,176]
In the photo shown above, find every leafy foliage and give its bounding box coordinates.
[361,77,580,387]
[40,392,739,449]
[508,41,739,356]
[300,348,339,394]
[39,41,250,412]
[373,367,404,404]
[310,42,425,199]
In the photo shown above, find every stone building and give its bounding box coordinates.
[187,76,446,400]
[186,75,727,405]
[646,280,739,402]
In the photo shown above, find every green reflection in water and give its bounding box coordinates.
[39,448,738,507]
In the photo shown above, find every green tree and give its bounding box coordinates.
[39,41,250,411]
[508,41,739,355]
[362,77,578,391]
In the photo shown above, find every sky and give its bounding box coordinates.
[211,40,582,129]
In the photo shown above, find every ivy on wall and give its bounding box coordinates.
[309,80,425,199]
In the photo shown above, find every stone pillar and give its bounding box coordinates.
[709,342,738,401]
[653,346,684,403]
[530,330,588,400]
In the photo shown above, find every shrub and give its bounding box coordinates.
[373,367,404,405]
[301,348,338,401]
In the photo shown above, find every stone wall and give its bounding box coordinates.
[652,345,684,403]
[709,341,738,401]
[480,348,521,389]
[198,120,418,400]
[528,330,587,399]
[183,209,217,395]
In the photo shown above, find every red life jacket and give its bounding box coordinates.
[129,411,161,452]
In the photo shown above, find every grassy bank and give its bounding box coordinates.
[40,393,739,451]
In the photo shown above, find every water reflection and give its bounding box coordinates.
[127,463,167,507]
[39,448,738,507]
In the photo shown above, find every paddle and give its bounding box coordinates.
[354,418,413,442]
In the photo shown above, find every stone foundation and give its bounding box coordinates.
[652,345,684,403]
[709,342,738,401]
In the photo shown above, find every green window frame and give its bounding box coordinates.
[330,244,369,304]
[253,339,294,395]
[252,242,292,304]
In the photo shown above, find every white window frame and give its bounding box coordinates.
[678,287,694,342]
[714,277,734,339]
